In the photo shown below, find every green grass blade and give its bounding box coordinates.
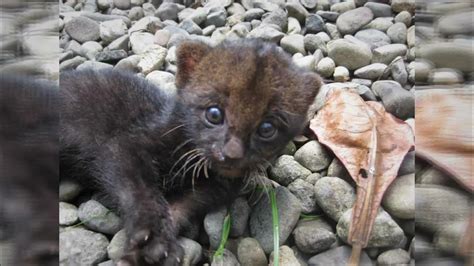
[213,213,231,260]
[270,187,279,266]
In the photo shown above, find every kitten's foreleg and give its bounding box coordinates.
[96,142,183,266]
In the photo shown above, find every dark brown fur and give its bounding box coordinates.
[60,39,322,265]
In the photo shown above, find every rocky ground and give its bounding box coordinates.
[54,0,473,265]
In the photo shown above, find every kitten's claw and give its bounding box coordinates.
[130,229,151,247]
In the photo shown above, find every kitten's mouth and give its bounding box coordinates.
[211,164,245,178]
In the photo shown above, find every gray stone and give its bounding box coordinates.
[300,0,317,9]
[113,0,130,9]
[128,16,162,34]
[433,220,468,255]
[282,141,297,156]
[269,245,300,266]
[415,185,471,234]
[416,167,453,187]
[428,68,464,85]
[287,17,301,35]
[129,32,155,54]
[146,70,175,88]
[333,66,350,82]
[59,180,83,202]
[325,23,341,40]
[65,16,100,43]
[387,22,407,44]
[364,2,392,17]
[294,55,316,72]
[261,8,288,31]
[304,34,327,55]
[229,197,250,237]
[206,9,227,27]
[204,206,227,249]
[394,11,412,27]
[382,173,415,219]
[59,202,79,226]
[100,19,127,44]
[115,54,141,72]
[398,151,415,176]
[294,140,332,172]
[363,17,393,32]
[98,260,115,266]
[354,63,387,80]
[391,0,415,14]
[437,10,474,37]
[328,39,372,70]
[248,25,284,43]
[351,78,372,87]
[180,19,202,35]
[390,58,408,85]
[336,7,373,35]
[202,25,217,36]
[237,237,268,266]
[285,1,309,24]
[77,61,114,71]
[178,237,202,266]
[280,34,305,55]
[377,248,411,265]
[327,158,351,181]
[253,0,279,12]
[408,60,433,83]
[308,246,372,266]
[95,50,128,63]
[372,44,407,64]
[371,80,414,119]
[107,229,126,261]
[188,7,208,25]
[305,14,326,34]
[316,11,339,22]
[156,3,180,21]
[128,7,144,21]
[305,173,321,185]
[288,179,318,214]
[330,1,356,13]
[228,3,246,16]
[211,249,239,266]
[413,235,441,260]
[355,29,391,49]
[269,155,311,186]
[337,208,405,248]
[137,45,168,74]
[77,200,121,235]
[316,57,335,78]
[106,35,129,51]
[60,56,87,71]
[244,8,265,21]
[250,186,302,254]
[60,228,109,265]
[293,220,336,254]
[314,177,355,221]
[417,42,474,73]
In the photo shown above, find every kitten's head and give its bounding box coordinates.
[175,39,322,178]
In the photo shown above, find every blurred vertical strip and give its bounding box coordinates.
[414,0,473,265]
[1,0,59,265]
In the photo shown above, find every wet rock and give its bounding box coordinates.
[382,173,415,219]
[77,200,121,235]
[60,228,109,265]
[65,16,100,43]
[204,206,227,249]
[270,155,312,186]
[179,237,203,266]
[294,140,332,172]
[59,202,79,226]
[415,185,471,234]
[237,237,268,266]
[293,219,336,254]
[336,7,373,35]
[308,246,372,266]
[288,179,319,214]
[354,63,387,80]
[372,80,414,119]
[328,39,372,70]
[337,208,405,248]
[250,186,302,254]
[314,177,355,221]
[377,248,411,265]
[107,229,126,261]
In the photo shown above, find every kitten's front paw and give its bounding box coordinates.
[118,223,184,266]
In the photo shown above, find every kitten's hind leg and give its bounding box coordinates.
[95,142,183,266]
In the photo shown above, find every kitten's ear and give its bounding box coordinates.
[175,41,211,87]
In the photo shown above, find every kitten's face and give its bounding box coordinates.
[176,40,322,178]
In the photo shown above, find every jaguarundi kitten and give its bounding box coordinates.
[0,76,59,266]
[59,39,322,265]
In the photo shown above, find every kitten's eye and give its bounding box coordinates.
[258,122,277,139]
[205,106,224,125]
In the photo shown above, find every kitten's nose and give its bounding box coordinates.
[223,136,244,160]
